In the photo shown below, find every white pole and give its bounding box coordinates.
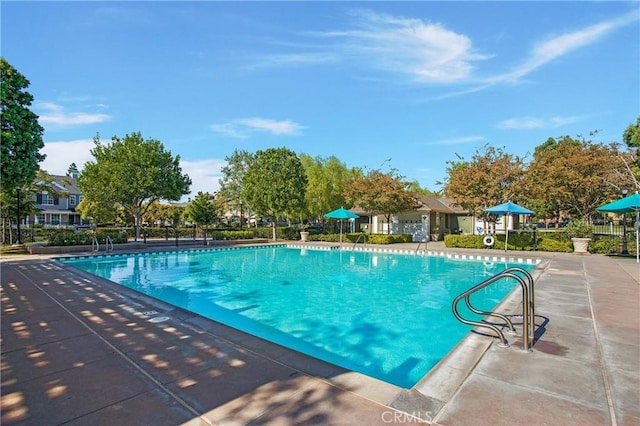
[634,192,639,264]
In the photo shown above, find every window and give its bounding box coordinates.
[36,214,45,224]
[69,195,76,206]
[51,214,61,225]
[41,192,55,205]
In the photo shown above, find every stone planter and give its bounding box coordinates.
[430,234,440,242]
[571,237,591,254]
[300,231,309,242]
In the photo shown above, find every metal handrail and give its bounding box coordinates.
[106,236,114,252]
[452,267,535,351]
[352,234,367,249]
[503,267,535,347]
[463,296,517,334]
[92,236,99,253]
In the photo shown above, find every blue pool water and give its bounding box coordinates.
[60,246,535,388]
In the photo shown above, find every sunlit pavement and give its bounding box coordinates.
[1,242,638,425]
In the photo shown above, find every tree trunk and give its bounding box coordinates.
[272,222,277,241]
[134,211,142,241]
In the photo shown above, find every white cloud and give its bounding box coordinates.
[37,102,110,126]
[426,135,485,145]
[40,140,224,202]
[210,123,248,139]
[323,9,489,84]
[493,10,638,83]
[497,115,583,130]
[211,117,304,138]
[237,117,303,135]
[40,139,96,175]
[180,159,225,199]
[247,52,338,70]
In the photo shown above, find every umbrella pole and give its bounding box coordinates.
[634,210,640,263]
[504,214,508,251]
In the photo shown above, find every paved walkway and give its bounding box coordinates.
[1,243,638,425]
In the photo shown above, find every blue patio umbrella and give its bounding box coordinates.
[596,193,640,214]
[597,192,640,263]
[324,207,359,244]
[485,201,534,251]
[485,201,535,216]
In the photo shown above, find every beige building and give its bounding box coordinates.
[352,195,473,242]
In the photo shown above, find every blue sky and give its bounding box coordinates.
[3,1,639,199]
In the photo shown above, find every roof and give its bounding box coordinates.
[413,195,467,214]
[351,195,469,215]
[38,174,81,195]
[36,207,79,215]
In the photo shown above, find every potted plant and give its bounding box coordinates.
[430,226,440,242]
[299,224,309,242]
[566,219,592,254]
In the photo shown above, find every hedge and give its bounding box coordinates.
[44,229,128,246]
[444,231,630,254]
[309,233,413,244]
[40,225,633,255]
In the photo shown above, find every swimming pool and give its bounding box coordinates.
[59,245,536,388]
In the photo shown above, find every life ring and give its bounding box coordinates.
[483,235,495,247]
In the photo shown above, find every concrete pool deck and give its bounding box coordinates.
[1,242,638,425]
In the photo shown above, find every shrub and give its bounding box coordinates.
[444,235,485,249]
[45,229,128,246]
[364,234,412,244]
[278,226,302,240]
[444,231,575,253]
[95,231,128,244]
[564,219,593,239]
[535,237,572,252]
[309,233,341,242]
[209,230,256,240]
[45,229,93,246]
[308,233,412,244]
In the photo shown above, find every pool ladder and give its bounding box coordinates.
[352,234,367,249]
[92,235,114,253]
[452,267,535,351]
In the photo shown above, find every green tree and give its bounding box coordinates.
[300,154,351,224]
[143,200,167,227]
[623,116,640,156]
[407,180,439,196]
[183,192,218,240]
[67,162,79,178]
[443,145,525,218]
[525,135,624,221]
[622,116,640,187]
[0,170,51,243]
[347,167,416,234]
[76,198,120,225]
[78,132,191,240]
[218,149,253,227]
[166,204,185,228]
[241,147,307,241]
[1,58,45,193]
